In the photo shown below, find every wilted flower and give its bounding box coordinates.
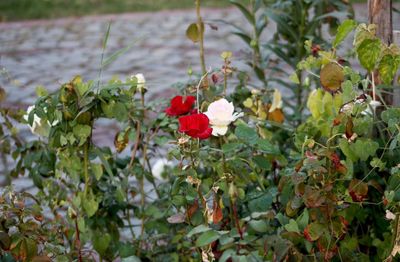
[204,98,243,136]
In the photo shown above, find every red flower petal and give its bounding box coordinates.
[166,96,196,116]
[178,113,212,139]
[197,127,212,139]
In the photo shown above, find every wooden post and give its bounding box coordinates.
[368,0,393,105]
[368,0,393,44]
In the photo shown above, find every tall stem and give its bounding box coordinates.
[137,91,147,256]
[196,0,206,75]
[75,217,83,262]
[83,143,89,197]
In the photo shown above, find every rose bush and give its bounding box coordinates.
[1,1,400,261]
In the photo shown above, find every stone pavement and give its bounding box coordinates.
[0,8,251,108]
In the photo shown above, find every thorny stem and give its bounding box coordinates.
[74,217,83,262]
[230,198,243,240]
[195,0,206,75]
[197,183,208,225]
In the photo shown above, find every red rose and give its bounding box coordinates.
[166,96,196,116]
[178,113,212,139]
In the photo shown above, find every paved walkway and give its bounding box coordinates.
[0,8,251,108]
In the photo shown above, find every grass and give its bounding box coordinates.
[0,0,231,22]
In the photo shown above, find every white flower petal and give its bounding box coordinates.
[211,126,228,136]
[386,210,396,220]
[205,98,241,136]
[135,73,146,91]
[232,112,244,121]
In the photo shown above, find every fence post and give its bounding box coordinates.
[368,0,393,106]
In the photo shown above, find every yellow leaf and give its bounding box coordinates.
[269,89,282,113]
[320,62,344,93]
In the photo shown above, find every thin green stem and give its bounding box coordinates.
[195,0,206,75]
[83,143,89,197]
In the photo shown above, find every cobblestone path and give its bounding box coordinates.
[0,8,250,108]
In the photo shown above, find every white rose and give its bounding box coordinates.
[24,105,58,137]
[135,73,146,91]
[204,98,243,136]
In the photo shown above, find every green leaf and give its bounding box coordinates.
[357,38,381,72]
[284,219,300,234]
[370,157,386,171]
[186,23,203,43]
[35,86,48,97]
[296,209,309,231]
[72,124,91,144]
[289,72,300,84]
[93,233,111,255]
[230,0,255,25]
[195,230,220,247]
[378,54,400,85]
[91,163,103,180]
[235,124,258,144]
[253,155,271,170]
[304,222,324,241]
[257,139,279,155]
[249,192,273,212]
[333,19,357,48]
[307,89,324,119]
[339,139,358,162]
[82,192,99,217]
[187,224,211,238]
[102,37,142,68]
[60,135,68,146]
[219,249,236,262]
[93,147,113,177]
[121,256,141,262]
[249,220,268,232]
[222,143,242,154]
[352,139,379,161]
